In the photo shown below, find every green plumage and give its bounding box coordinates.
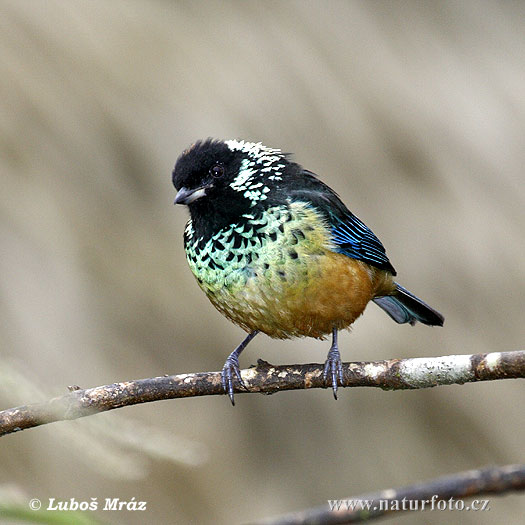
[183,202,333,332]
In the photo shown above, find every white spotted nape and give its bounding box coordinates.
[225,140,287,206]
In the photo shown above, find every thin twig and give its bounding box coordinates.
[0,350,523,436]
[253,463,525,524]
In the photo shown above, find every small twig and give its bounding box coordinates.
[0,350,523,436]
[253,463,525,524]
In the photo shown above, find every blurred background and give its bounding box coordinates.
[1,1,524,523]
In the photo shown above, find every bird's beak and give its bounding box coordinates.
[174,186,207,205]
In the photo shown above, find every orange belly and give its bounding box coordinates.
[209,251,396,339]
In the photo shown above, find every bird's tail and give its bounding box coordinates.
[373,282,444,326]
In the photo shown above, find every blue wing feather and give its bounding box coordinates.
[287,169,397,275]
[330,212,396,274]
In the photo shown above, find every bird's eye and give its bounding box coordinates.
[210,164,225,178]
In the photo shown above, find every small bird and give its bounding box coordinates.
[172,139,444,404]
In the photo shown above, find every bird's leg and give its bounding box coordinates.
[221,330,259,405]
[323,327,344,400]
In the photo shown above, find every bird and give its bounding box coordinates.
[172,139,444,404]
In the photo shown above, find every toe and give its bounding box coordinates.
[221,356,248,405]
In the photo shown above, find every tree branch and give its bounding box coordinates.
[0,350,523,436]
[254,463,525,524]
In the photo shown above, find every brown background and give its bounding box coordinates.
[1,1,524,524]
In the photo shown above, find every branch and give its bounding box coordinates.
[0,350,523,436]
[254,464,525,524]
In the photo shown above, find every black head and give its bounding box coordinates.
[172,139,292,233]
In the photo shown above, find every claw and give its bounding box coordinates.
[323,328,344,399]
[220,330,258,405]
[221,354,246,406]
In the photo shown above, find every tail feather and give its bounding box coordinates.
[373,282,444,326]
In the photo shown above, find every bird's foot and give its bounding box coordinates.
[221,352,247,406]
[323,344,344,400]
[221,330,259,405]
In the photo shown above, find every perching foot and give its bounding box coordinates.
[322,328,344,399]
[221,330,258,405]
